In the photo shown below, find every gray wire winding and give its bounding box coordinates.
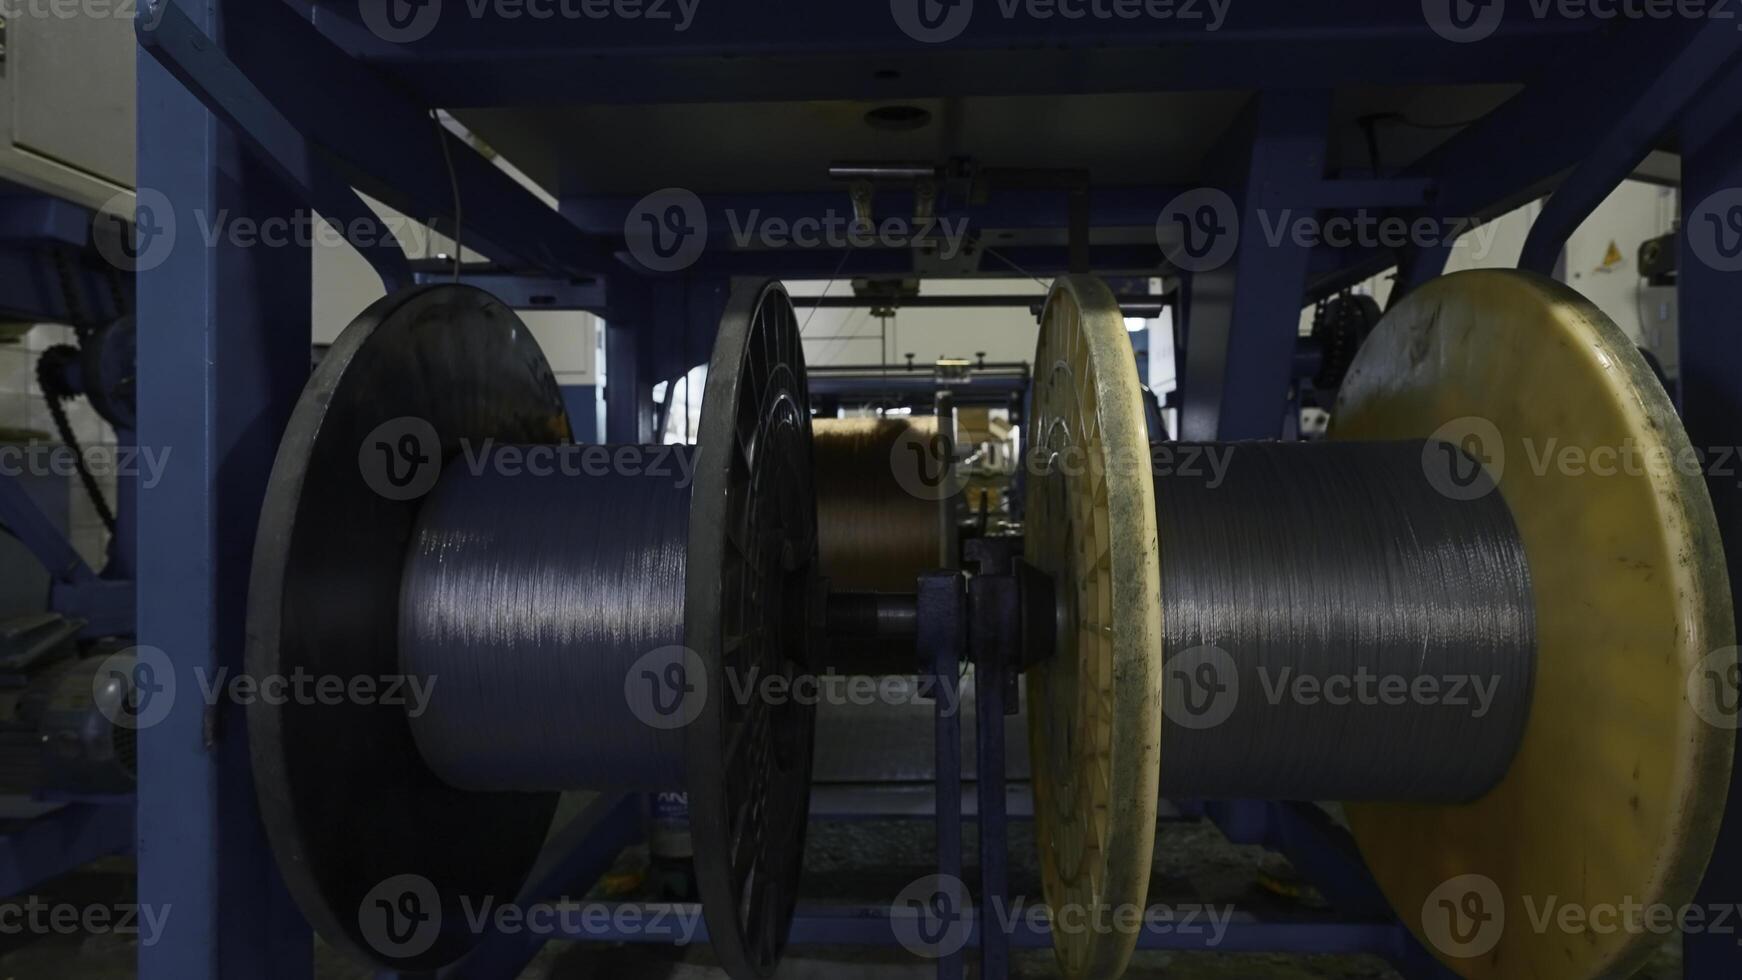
[1154,440,1536,802]
[399,444,693,792]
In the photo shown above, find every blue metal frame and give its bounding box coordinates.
[131,4,1742,978]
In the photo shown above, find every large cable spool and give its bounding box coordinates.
[812,416,946,591]
[245,281,818,978]
[1023,271,1734,980]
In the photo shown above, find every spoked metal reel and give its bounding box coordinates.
[247,280,817,979]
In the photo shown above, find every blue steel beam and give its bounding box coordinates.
[137,2,314,976]
[137,1,412,292]
[1518,24,1742,275]
[1179,90,1329,441]
[563,182,1434,243]
[1306,22,1710,301]
[156,0,613,280]
[300,1,1597,107]
[683,243,1167,280]
[407,263,607,311]
[1678,66,1742,980]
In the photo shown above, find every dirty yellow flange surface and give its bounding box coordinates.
[1025,274,1163,980]
[1333,269,1735,980]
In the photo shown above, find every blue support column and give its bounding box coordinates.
[1518,27,1742,276]
[1179,91,1329,441]
[137,2,313,976]
[603,275,655,443]
[1679,71,1742,980]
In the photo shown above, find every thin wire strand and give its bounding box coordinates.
[431,110,463,281]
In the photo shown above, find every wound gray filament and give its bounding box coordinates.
[399,444,694,793]
[1154,440,1535,802]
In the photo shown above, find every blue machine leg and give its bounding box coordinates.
[1678,67,1742,980]
[1518,26,1742,276]
[920,571,965,980]
[137,2,314,976]
[1179,90,1330,441]
[970,576,1011,979]
[603,275,656,443]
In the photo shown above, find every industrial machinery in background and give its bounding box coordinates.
[240,265,1731,980]
[0,8,140,904]
[123,7,1742,980]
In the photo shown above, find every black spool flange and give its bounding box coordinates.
[247,285,566,972]
[245,281,818,978]
[686,280,818,978]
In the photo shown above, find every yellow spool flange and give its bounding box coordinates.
[1023,268,1735,980]
[1334,269,1734,980]
[1025,274,1162,980]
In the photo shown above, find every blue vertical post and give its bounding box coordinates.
[969,575,1011,979]
[137,1,313,976]
[1679,70,1742,980]
[918,572,965,980]
[1178,90,1329,441]
[604,274,655,443]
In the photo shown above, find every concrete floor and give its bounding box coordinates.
[0,813,1687,979]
